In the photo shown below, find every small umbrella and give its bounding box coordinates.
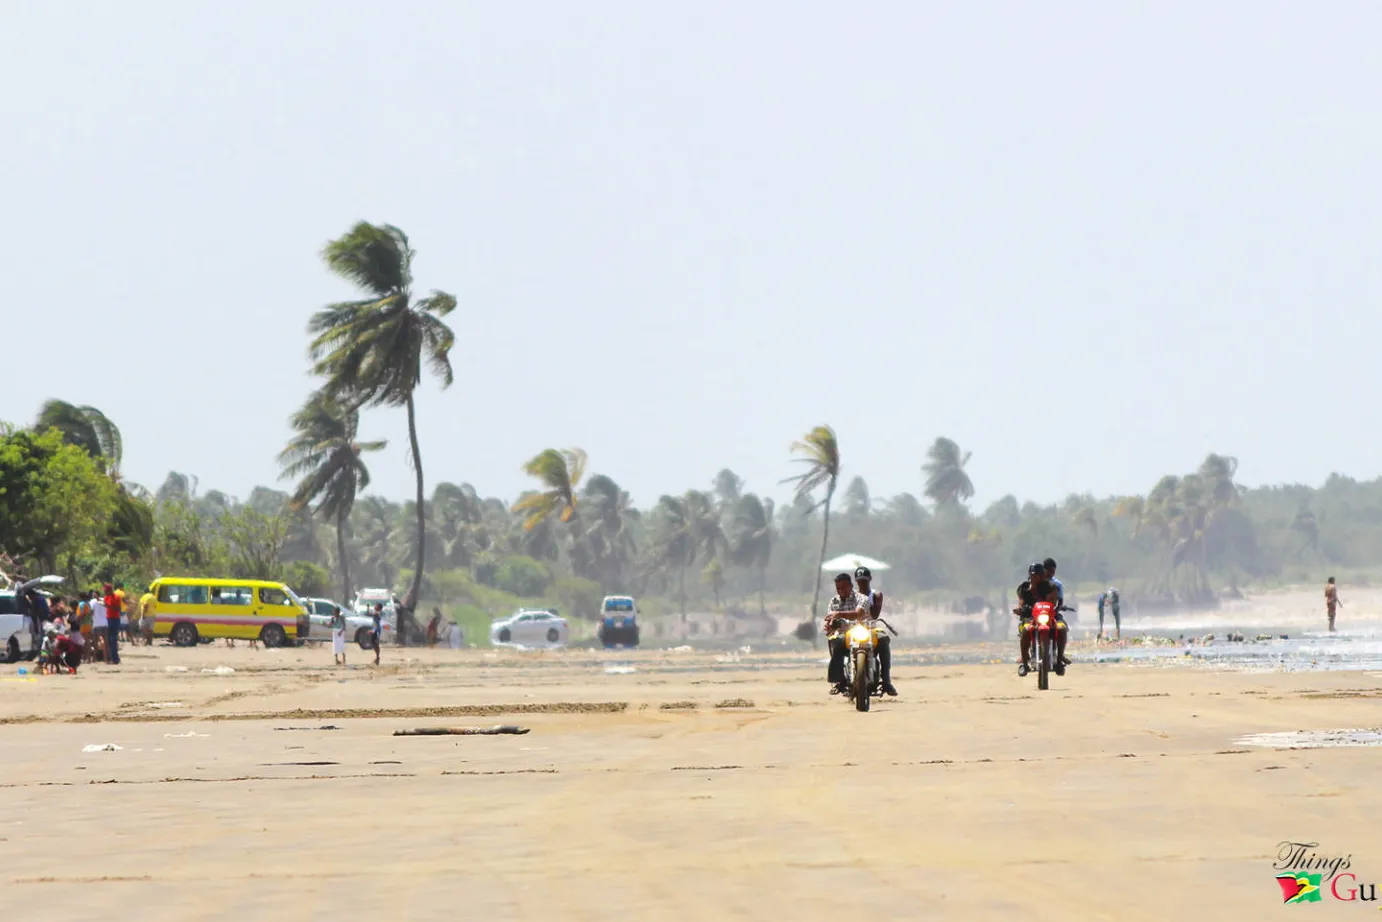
[820,554,891,572]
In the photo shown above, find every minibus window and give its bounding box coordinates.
[159,585,208,604]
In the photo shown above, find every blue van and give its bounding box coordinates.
[596,595,639,648]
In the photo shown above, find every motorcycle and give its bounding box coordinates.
[835,617,897,712]
[1025,601,1060,691]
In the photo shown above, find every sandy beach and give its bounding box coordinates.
[4,632,1381,921]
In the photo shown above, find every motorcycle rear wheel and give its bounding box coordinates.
[852,649,871,712]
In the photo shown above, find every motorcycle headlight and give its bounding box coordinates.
[847,624,871,643]
[1037,613,1050,625]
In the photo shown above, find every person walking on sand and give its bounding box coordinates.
[330,605,347,666]
[1325,577,1342,632]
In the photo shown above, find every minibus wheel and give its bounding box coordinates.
[260,624,287,648]
[170,623,199,648]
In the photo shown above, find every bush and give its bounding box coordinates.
[282,560,332,598]
[494,555,552,597]
[448,603,492,646]
[547,576,603,621]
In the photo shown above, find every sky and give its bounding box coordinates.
[5,1,1382,513]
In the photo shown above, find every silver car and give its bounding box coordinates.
[489,609,569,648]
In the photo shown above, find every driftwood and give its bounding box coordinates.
[393,725,530,736]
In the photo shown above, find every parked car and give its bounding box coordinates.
[596,595,639,647]
[1,575,64,663]
[302,597,394,649]
[489,609,569,648]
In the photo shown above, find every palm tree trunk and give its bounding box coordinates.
[405,393,426,646]
[808,491,834,619]
[679,566,687,624]
[336,510,352,604]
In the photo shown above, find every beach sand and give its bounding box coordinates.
[3,639,1380,920]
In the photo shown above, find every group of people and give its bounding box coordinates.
[24,582,158,672]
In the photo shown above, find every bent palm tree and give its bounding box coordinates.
[308,221,455,621]
[512,448,587,530]
[781,425,841,621]
[277,390,385,601]
[35,400,122,474]
[922,437,975,508]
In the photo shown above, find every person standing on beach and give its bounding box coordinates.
[102,583,122,665]
[371,603,384,665]
[1325,577,1341,632]
[330,605,347,666]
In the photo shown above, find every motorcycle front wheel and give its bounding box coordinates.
[1038,636,1051,691]
[852,649,871,712]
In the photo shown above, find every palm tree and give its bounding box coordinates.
[922,437,975,509]
[651,494,697,620]
[277,390,385,601]
[843,476,871,518]
[582,474,640,586]
[781,425,841,620]
[512,448,587,530]
[731,494,775,614]
[308,221,456,620]
[34,400,122,474]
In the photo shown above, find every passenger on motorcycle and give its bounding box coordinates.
[1014,562,1066,677]
[824,572,869,695]
[852,566,896,696]
[1043,557,1072,665]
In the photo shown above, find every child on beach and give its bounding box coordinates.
[330,606,347,666]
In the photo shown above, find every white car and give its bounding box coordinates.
[302,597,394,650]
[1,575,63,663]
[489,609,569,648]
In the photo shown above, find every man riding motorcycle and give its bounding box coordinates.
[1043,557,1072,666]
[851,566,896,696]
[1014,562,1066,677]
[824,572,869,695]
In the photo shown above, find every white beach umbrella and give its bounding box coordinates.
[820,553,891,572]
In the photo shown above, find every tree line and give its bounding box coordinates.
[1,223,1373,639]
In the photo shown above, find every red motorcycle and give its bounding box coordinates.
[1028,601,1058,691]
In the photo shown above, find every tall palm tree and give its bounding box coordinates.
[277,390,385,601]
[781,425,841,620]
[582,474,640,586]
[843,476,871,518]
[731,494,775,614]
[512,448,587,530]
[922,437,975,509]
[34,400,122,474]
[651,494,697,620]
[308,221,455,618]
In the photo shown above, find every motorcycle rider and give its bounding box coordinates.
[824,572,869,695]
[1014,562,1066,677]
[1043,558,1072,665]
[852,566,897,696]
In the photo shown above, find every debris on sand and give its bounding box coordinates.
[82,744,122,753]
[394,726,530,736]
[273,725,342,731]
[163,731,209,739]
[660,701,697,710]
[200,666,235,675]
[714,699,754,709]
[604,666,636,675]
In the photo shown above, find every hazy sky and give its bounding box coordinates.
[6,2,1381,512]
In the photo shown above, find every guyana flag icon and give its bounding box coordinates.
[1276,873,1323,903]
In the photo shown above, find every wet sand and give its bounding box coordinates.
[3,640,1381,920]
